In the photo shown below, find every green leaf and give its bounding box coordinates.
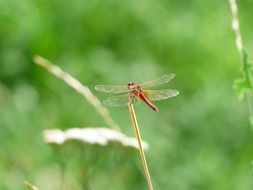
[233,76,252,100]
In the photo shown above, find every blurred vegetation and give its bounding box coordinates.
[1,0,253,189]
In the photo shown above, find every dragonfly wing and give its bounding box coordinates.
[103,94,129,107]
[140,73,175,88]
[95,85,128,93]
[143,89,179,101]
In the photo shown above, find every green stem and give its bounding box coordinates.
[241,49,252,89]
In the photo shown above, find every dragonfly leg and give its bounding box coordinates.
[128,94,136,104]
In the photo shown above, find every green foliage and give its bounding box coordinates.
[1,0,253,190]
[233,49,253,99]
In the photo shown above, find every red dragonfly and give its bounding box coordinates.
[95,74,179,112]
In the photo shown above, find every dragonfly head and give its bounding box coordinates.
[127,82,136,90]
[127,82,135,87]
[127,82,142,94]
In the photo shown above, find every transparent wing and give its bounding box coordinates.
[143,89,179,101]
[103,94,129,107]
[140,73,176,88]
[103,94,141,107]
[95,85,128,93]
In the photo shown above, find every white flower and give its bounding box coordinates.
[43,127,149,150]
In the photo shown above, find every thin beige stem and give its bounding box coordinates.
[128,103,153,190]
[33,55,120,131]
[229,0,243,55]
[24,181,39,190]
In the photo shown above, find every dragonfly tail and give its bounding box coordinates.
[139,92,158,112]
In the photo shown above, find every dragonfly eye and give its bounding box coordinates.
[128,82,135,87]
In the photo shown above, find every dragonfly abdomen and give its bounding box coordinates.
[139,92,158,112]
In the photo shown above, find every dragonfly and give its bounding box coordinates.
[95,74,179,112]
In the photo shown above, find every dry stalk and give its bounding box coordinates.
[33,55,120,131]
[128,102,153,190]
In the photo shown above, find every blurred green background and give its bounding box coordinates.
[1,0,253,189]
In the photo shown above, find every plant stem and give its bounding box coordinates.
[229,0,253,128]
[59,150,66,190]
[128,103,153,190]
[33,55,120,131]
